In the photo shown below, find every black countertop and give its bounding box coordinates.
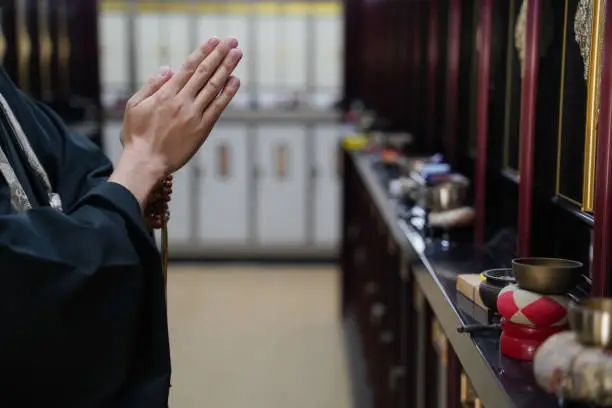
[350,152,564,408]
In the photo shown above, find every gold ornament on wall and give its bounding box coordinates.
[576,0,606,212]
[574,0,601,82]
[514,0,527,78]
[514,0,554,78]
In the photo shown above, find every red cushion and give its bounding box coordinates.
[497,284,569,327]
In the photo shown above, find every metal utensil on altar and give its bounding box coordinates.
[569,298,612,349]
[410,174,470,213]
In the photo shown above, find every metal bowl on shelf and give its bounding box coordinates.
[411,174,470,213]
[478,268,515,312]
[568,298,612,349]
[511,257,583,295]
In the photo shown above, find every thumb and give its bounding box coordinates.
[128,66,174,107]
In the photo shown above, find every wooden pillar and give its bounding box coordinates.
[474,0,492,246]
[444,0,462,166]
[591,0,612,296]
[426,0,439,151]
[517,0,541,256]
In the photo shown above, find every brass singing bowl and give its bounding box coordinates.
[569,298,612,349]
[408,174,470,213]
[512,257,583,295]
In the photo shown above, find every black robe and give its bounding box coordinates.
[0,69,171,407]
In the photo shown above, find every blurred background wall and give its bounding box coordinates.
[0,0,344,260]
[99,0,343,111]
[98,0,345,261]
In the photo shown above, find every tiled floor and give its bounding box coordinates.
[166,264,353,408]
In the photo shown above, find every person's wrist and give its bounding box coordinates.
[109,145,168,210]
[124,145,168,179]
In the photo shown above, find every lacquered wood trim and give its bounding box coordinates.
[581,0,606,212]
[445,0,462,165]
[517,0,541,257]
[474,0,492,246]
[426,0,439,151]
[591,0,612,296]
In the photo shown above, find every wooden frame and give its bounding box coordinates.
[554,0,607,211]
[581,0,606,211]
[592,0,612,295]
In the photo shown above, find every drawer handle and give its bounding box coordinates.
[217,143,231,179]
[275,144,288,180]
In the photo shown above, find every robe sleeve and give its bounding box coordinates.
[0,98,165,405]
[30,99,116,203]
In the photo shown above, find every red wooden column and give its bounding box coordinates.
[517,0,541,256]
[426,0,439,151]
[591,0,612,296]
[444,0,462,166]
[474,0,492,246]
[411,1,424,135]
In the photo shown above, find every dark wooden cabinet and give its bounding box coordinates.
[342,0,612,405]
[0,0,102,147]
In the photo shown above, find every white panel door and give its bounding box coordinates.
[167,163,192,244]
[216,15,250,108]
[159,14,191,72]
[136,13,161,87]
[314,15,342,105]
[256,126,308,245]
[313,125,341,246]
[100,12,128,106]
[281,15,307,91]
[196,125,249,245]
[255,14,279,106]
[197,15,220,48]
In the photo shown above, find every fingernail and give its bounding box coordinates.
[228,37,238,48]
[158,66,172,79]
[229,49,242,62]
[228,77,240,88]
[208,37,220,46]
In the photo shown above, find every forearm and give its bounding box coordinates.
[108,147,167,211]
